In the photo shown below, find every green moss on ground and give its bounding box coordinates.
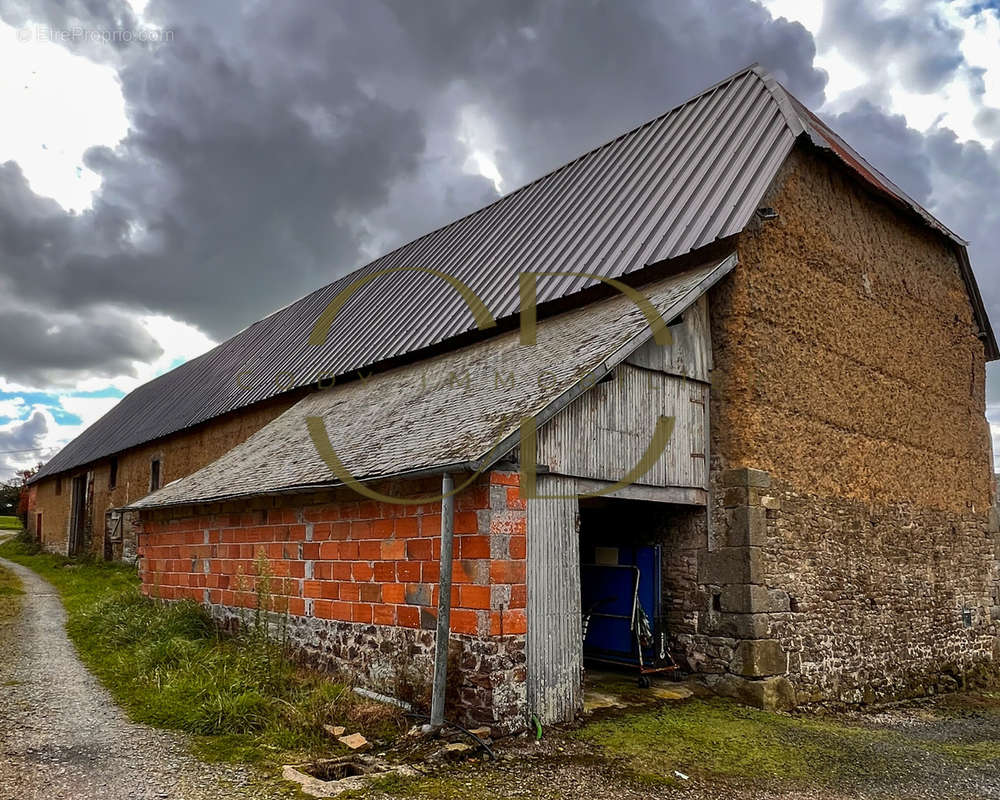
[0,538,404,768]
[932,740,1000,764]
[573,695,1000,791]
[574,698,907,787]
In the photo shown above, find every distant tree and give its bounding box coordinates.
[0,481,18,516]
[1,464,40,523]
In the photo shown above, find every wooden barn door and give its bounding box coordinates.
[68,476,87,556]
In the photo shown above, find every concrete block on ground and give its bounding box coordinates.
[712,674,797,711]
[731,639,788,677]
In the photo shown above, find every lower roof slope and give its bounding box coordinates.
[129,256,735,509]
[34,65,997,483]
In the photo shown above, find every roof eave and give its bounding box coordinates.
[955,246,1000,362]
[128,253,740,512]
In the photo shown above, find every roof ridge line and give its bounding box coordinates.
[749,64,805,137]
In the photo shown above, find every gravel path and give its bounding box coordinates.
[0,557,290,800]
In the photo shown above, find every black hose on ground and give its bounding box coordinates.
[405,711,498,760]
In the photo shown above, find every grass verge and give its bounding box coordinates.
[0,515,23,531]
[0,559,23,625]
[0,537,405,768]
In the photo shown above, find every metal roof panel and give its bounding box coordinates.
[35,64,996,482]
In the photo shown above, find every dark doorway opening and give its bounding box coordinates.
[579,497,678,686]
[68,475,87,556]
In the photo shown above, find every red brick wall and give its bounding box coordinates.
[138,469,526,640]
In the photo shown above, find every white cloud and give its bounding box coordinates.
[0,19,127,211]
[458,105,506,193]
[0,397,27,419]
[759,0,825,32]
[57,395,121,430]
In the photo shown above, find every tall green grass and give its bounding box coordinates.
[0,539,404,765]
[0,516,23,531]
[0,560,23,625]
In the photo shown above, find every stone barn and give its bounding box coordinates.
[33,66,998,731]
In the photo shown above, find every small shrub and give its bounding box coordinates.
[13,527,40,554]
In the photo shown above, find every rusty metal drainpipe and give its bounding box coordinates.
[430,471,455,728]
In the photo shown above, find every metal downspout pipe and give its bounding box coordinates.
[430,471,455,728]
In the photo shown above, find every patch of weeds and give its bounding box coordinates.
[11,527,41,554]
[0,563,23,596]
[0,539,405,768]
[0,561,23,624]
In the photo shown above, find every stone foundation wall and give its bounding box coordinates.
[764,475,1000,703]
[207,603,527,733]
[682,466,1000,708]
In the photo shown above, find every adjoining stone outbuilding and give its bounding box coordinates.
[34,66,999,731]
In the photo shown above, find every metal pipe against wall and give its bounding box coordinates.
[430,471,455,728]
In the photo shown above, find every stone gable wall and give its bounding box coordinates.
[681,143,1000,706]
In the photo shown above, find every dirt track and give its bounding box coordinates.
[0,557,287,800]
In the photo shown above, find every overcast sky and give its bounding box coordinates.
[0,0,998,481]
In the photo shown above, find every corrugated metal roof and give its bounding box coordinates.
[127,256,736,509]
[35,64,997,482]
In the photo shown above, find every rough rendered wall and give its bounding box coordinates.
[723,146,991,511]
[33,394,297,558]
[137,471,528,731]
[697,144,999,704]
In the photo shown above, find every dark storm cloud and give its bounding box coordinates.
[0,0,827,392]
[819,101,934,202]
[0,301,161,387]
[974,107,1000,139]
[381,0,827,185]
[0,410,50,478]
[0,0,140,62]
